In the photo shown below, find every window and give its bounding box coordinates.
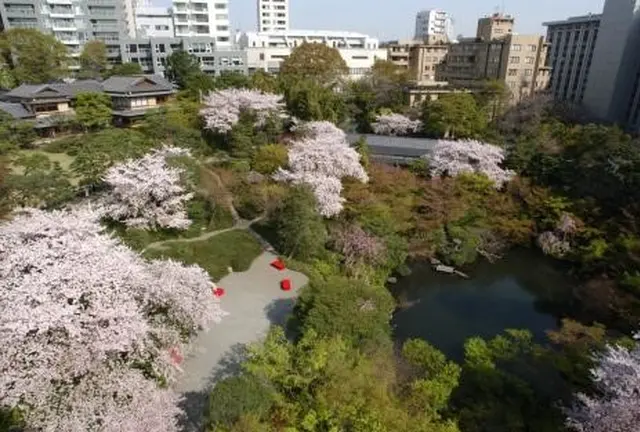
[214,3,227,9]
[508,68,518,76]
[511,44,521,51]
[525,56,535,64]
[524,69,533,76]
[351,55,368,60]
[509,56,520,63]
[529,44,537,52]
[259,53,265,60]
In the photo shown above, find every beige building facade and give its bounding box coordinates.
[439,13,550,103]
[384,35,449,82]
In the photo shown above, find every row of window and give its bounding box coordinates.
[507,68,534,76]
[509,56,536,64]
[511,44,538,52]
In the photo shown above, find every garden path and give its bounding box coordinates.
[174,251,308,432]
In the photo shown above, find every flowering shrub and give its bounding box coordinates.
[566,342,640,432]
[372,113,423,136]
[274,121,368,217]
[102,146,194,230]
[200,89,285,134]
[331,224,385,268]
[426,139,515,188]
[0,207,227,431]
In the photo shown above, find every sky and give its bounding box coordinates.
[191,0,606,40]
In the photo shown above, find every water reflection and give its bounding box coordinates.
[391,249,576,361]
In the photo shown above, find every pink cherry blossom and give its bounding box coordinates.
[0,207,227,431]
[102,147,194,230]
[426,139,515,188]
[200,88,285,133]
[274,121,368,217]
[331,224,385,268]
[372,113,423,136]
[566,342,640,432]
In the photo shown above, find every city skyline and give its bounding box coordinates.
[158,0,605,39]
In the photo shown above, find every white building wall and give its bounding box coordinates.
[415,9,453,41]
[135,6,174,37]
[257,0,289,32]
[172,0,230,46]
[240,30,387,79]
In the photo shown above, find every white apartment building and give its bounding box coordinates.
[135,5,174,37]
[172,0,230,46]
[238,30,387,79]
[257,0,289,32]
[414,9,453,41]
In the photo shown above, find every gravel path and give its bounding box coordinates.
[174,251,308,432]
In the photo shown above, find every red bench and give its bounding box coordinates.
[212,287,225,298]
[270,258,286,271]
[280,279,292,291]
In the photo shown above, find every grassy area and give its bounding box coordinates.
[144,230,263,281]
[10,150,75,174]
[110,197,236,251]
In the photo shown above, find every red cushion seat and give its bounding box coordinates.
[271,259,286,271]
[280,279,292,291]
[213,287,225,297]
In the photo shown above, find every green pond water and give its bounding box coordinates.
[391,249,576,360]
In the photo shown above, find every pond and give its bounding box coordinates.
[391,249,576,361]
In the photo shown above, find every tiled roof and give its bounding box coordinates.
[0,101,34,119]
[6,80,102,99]
[101,75,174,93]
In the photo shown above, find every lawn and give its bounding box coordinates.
[144,229,263,281]
[10,150,75,174]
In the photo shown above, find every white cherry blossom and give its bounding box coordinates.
[372,113,423,136]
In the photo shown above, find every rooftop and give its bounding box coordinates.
[101,75,174,94]
[543,13,602,26]
[245,29,374,39]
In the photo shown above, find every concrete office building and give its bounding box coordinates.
[121,36,247,76]
[384,35,449,82]
[582,0,640,131]
[439,13,550,103]
[257,0,288,32]
[172,0,230,45]
[414,9,453,41]
[543,14,601,104]
[135,4,174,38]
[238,30,387,79]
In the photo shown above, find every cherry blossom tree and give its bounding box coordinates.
[425,139,515,188]
[372,113,423,136]
[200,88,285,134]
[274,121,368,217]
[331,224,385,268]
[538,213,579,258]
[0,207,226,431]
[102,146,194,230]
[566,341,640,432]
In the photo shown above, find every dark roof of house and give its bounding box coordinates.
[101,75,174,94]
[0,101,34,119]
[347,133,437,158]
[5,80,103,100]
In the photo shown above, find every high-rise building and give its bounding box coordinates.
[135,5,174,38]
[172,0,230,46]
[543,14,601,104]
[439,14,550,104]
[414,9,453,41]
[384,35,449,82]
[582,0,640,130]
[257,0,289,32]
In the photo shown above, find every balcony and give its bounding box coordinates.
[46,0,72,4]
[92,24,119,32]
[5,8,36,17]
[52,24,76,31]
[59,38,80,45]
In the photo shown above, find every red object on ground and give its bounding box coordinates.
[213,287,225,297]
[280,279,292,291]
[169,347,184,365]
[271,259,286,271]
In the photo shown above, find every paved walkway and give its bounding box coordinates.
[175,251,308,432]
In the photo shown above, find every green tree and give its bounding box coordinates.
[207,375,273,429]
[476,79,509,121]
[215,71,251,89]
[0,111,36,154]
[421,93,487,139]
[295,275,396,345]
[165,49,201,88]
[284,78,345,122]
[0,67,16,89]
[182,71,216,100]
[369,59,410,111]
[108,62,143,77]
[6,153,75,208]
[79,40,107,79]
[0,157,11,218]
[75,92,112,131]
[0,28,67,84]
[252,143,288,174]
[250,70,278,93]
[280,42,348,85]
[272,185,327,260]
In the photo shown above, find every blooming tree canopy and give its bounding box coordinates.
[200,88,285,133]
[372,113,423,136]
[425,139,515,188]
[566,342,640,432]
[0,207,226,431]
[102,146,194,230]
[274,121,368,217]
[331,224,385,268]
